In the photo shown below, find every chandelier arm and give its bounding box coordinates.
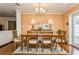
[37,3,40,15]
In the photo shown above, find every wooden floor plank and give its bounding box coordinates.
[0,42,72,55]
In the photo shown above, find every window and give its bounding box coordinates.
[8,21,16,30]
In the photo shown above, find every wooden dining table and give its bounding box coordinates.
[21,34,64,37]
[20,33,65,51]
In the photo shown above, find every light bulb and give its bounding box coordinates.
[42,9,45,13]
[40,8,45,13]
[40,8,43,11]
[35,8,38,12]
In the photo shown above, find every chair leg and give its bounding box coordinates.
[15,42,17,49]
[27,45,29,52]
[21,45,23,51]
[55,42,57,50]
[61,38,63,51]
[36,44,38,51]
[21,42,23,51]
[61,43,63,51]
[42,44,44,52]
[36,48,38,52]
[50,44,52,52]
[50,47,52,52]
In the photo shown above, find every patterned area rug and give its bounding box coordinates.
[13,45,68,55]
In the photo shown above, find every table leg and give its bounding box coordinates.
[21,37,23,51]
[61,38,63,51]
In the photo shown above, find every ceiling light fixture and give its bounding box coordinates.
[35,3,45,14]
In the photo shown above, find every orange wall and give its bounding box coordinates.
[21,14,64,34]
[63,4,79,31]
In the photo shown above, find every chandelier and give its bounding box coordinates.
[35,3,45,14]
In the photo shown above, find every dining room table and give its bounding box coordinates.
[20,33,65,51]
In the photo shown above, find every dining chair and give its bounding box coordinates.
[27,30,38,51]
[62,31,67,44]
[56,30,66,43]
[20,35,27,51]
[14,36,21,49]
[56,30,67,51]
[41,30,53,52]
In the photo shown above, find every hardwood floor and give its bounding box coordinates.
[59,43,70,52]
[0,42,73,55]
[0,42,16,55]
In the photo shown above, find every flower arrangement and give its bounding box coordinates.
[57,29,62,34]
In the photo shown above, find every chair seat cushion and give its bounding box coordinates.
[14,38,20,42]
[43,40,51,43]
[29,40,37,43]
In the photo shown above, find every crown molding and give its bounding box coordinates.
[22,12,63,15]
[63,4,78,14]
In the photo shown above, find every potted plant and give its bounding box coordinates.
[57,29,62,34]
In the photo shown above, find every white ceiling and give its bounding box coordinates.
[19,3,77,14]
[0,3,77,16]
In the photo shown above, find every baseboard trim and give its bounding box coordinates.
[70,44,79,50]
[0,41,14,48]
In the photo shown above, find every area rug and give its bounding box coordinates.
[13,45,69,55]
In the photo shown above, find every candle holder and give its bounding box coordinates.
[31,24,35,30]
[31,19,36,30]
